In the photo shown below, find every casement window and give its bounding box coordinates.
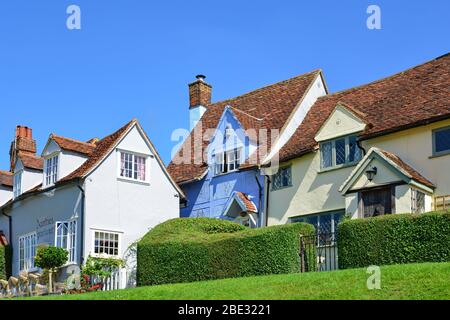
[19,233,37,271]
[94,231,120,257]
[291,211,344,245]
[13,171,22,198]
[55,220,77,263]
[212,148,241,175]
[44,155,59,186]
[272,166,292,191]
[320,135,361,169]
[119,152,147,182]
[432,126,450,156]
[411,189,426,214]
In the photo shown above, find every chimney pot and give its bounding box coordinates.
[196,74,206,81]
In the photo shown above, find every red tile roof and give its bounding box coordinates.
[60,120,136,182]
[18,152,43,171]
[168,70,322,183]
[380,150,435,189]
[0,170,13,188]
[236,192,258,213]
[279,53,450,162]
[51,134,96,155]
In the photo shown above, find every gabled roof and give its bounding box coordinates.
[50,134,97,155]
[0,170,13,188]
[339,147,435,195]
[2,119,185,208]
[278,53,450,162]
[223,191,258,218]
[235,192,258,213]
[168,70,323,184]
[18,152,43,171]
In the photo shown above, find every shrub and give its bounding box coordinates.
[137,218,315,286]
[338,211,450,269]
[0,245,12,280]
[35,246,68,293]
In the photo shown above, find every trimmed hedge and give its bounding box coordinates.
[338,211,450,269]
[137,218,315,286]
[0,245,11,280]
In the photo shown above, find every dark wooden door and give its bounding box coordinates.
[362,187,393,218]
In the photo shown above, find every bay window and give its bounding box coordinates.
[320,135,361,169]
[55,220,77,263]
[19,233,37,271]
[119,151,147,182]
[45,155,59,186]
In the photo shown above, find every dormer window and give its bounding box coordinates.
[14,171,22,198]
[320,135,361,170]
[44,155,59,186]
[213,148,241,175]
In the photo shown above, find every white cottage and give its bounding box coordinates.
[0,119,183,288]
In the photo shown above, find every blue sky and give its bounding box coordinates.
[0,0,448,169]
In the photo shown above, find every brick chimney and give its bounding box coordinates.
[9,125,37,171]
[189,75,211,130]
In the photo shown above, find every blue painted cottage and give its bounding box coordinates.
[168,71,328,227]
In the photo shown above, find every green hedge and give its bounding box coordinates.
[338,211,450,269]
[137,218,315,286]
[0,245,12,280]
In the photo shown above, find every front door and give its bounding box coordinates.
[361,187,393,218]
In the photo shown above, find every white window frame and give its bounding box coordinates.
[13,170,23,198]
[320,135,361,170]
[117,150,150,183]
[91,229,122,258]
[432,125,450,157]
[44,154,60,187]
[212,148,242,176]
[411,189,426,214]
[55,220,77,264]
[19,232,37,272]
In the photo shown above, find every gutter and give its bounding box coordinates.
[76,181,86,265]
[264,174,271,227]
[254,173,263,227]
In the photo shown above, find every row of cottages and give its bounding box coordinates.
[168,53,450,233]
[0,120,183,287]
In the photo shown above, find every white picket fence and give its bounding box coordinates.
[90,268,126,291]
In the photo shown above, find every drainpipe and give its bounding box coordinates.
[254,174,263,227]
[264,175,271,227]
[76,182,86,265]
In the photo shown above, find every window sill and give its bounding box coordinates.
[211,169,240,178]
[318,162,358,174]
[429,151,450,159]
[271,185,293,192]
[117,177,150,186]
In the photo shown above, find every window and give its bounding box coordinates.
[320,135,361,169]
[45,155,59,186]
[272,166,292,190]
[55,220,77,263]
[411,189,426,214]
[14,171,22,198]
[212,148,241,175]
[19,233,37,271]
[291,211,344,235]
[94,231,120,257]
[433,126,450,156]
[119,152,147,182]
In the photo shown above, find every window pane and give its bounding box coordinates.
[335,138,346,165]
[435,128,450,153]
[348,136,361,163]
[321,142,332,168]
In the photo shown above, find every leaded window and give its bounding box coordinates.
[320,135,361,169]
[272,166,292,190]
[411,189,426,214]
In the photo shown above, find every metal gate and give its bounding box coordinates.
[299,232,339,272]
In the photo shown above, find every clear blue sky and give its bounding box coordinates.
[0,0,448,169]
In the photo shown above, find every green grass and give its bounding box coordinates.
[27,262,450,300]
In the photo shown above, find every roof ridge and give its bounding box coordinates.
[51,134,96,146]
[209,69,321,107]
[318,53,449,100]
[0,170,12,175]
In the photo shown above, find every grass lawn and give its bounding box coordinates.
[27,262,450,300]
